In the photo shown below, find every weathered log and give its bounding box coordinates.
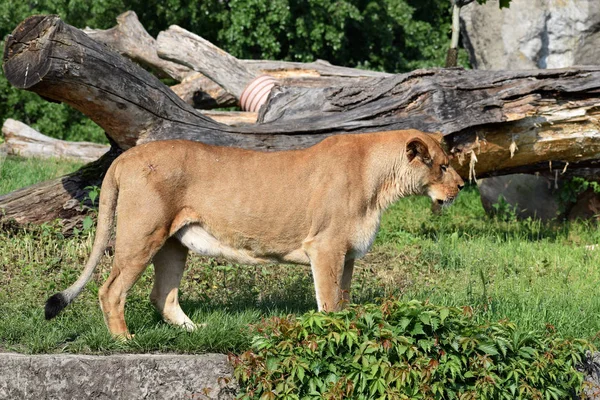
[86,12,388,109]
[3,15,600,225]
[83,11,191,81]
[157,25,256,100]
[2,119,109,162]
[156,25,390,106]
[167,65,382,109]
[200,110,258,126]
[170,73,237,109]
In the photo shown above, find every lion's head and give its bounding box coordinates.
[405,134,464,206]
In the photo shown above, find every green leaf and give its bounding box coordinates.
[266,356,279,371]
[297,365,305,382]
[410,323,425,336]
[477,343,499,356]
[82,216,94,232]
[439,308,450,323]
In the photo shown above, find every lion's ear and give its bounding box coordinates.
[406,137,431,164]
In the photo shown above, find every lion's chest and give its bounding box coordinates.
[348,212,382,259]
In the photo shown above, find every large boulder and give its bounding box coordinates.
[461,0,600,70]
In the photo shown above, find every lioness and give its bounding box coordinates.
[45,130,464,337]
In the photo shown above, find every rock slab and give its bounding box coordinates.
[461,0,600,70]
[0,353,237,400]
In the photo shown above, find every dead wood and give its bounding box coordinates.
[83,11,191,81]
[2,119,109,162]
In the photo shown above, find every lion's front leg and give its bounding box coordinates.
[304,242,348,312]
[341,258,355,307]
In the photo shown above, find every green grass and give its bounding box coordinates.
[0,155,83,195]
[0,157,599,354]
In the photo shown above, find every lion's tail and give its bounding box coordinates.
[45,161,120,320]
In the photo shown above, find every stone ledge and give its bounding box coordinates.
[0,353,237,400]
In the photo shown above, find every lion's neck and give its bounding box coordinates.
[370,155,422,212]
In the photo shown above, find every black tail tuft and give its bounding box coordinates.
[45,293,69,320]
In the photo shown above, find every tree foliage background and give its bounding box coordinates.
[0,0,469,143]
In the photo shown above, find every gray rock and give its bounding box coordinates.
[0,353,237,400]
[477,174,561,220]
[461,0,600,70]
[579,351,600,400]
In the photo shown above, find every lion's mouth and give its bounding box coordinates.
[436,197,456,207]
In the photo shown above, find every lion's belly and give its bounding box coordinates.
[175,224,310,265]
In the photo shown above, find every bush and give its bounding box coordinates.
[232,299,592,399]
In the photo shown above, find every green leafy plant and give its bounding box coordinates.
[73,185,100,235]
[491,195,519,222]
[559,177,600,209]
[84,185,101,208]
[232,299,592,399]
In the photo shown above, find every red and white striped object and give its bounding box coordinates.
[240,75,279,112]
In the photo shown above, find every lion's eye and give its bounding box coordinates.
[441,165,448,173]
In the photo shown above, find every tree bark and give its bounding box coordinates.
[1,119,109,162]
[170,73,237,109]
[85,12,388,110]
[157,25,256,100]
[3,15,600,225]
[83,10,191,81]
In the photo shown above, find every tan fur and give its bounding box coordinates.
[59,130,464,337]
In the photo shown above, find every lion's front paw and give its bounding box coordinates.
[113,332,135,342]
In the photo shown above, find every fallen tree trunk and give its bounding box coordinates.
[0,114,252,162]
[2,15,600,225]
[83,11,192,81]
[1,119,109,162]
[156,25,389,109]
[85,12,387,109]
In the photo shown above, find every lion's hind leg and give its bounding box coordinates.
[98,221,169,338]
[150,238,197,331]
